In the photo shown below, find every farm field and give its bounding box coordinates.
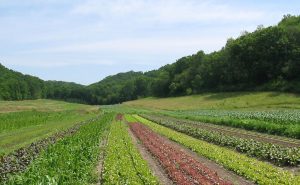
[2,2,300,185]
[1,94,300,184]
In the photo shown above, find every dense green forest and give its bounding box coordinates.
[1,15,300,105]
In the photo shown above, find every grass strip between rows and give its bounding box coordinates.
[4,113,114,185]
[102,117,159,185]
[132,115,300,185]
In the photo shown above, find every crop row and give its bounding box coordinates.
[0,115,99,182]
[145,114,300,147]
[101,115,158,184]
[163,110,300,138]
[0,110,96,133]
[181,109,300,125]
[133,115,300,185]
[3,113,113,185]
[141,114,300,166]
[129,121,232,185]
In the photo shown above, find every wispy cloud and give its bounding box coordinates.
[26,36,226,54]
[71,0,265,23]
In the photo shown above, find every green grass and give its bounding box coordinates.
[0,110,87,133]
[132,115,300,185]
[0,111,98,155]
[124,92,300,110]
[102,118,159,184]
[0,100,100,156]
[5,113,113,185]
[0,99,98,113]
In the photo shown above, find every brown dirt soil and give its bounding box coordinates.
[95,131,109,185]
[162,134,255,185]
[128,128,174,185]
[129,122,254,185]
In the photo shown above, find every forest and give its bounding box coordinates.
[1,15,300,105]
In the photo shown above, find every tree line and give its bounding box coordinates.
[1,15,300,105]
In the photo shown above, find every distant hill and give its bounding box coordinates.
[0,64,84,102]
[0,63,45,100]
[1,15,300,104]
[87,71,145,104]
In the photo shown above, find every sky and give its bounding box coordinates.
[0,0,299,85]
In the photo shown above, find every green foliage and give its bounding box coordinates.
[134,115,300,185]
[0,100,100,155]
[141,114,300,166]
[102,118,158,184]
[5,113,113,185]
[164,109,300,138]
[0,64,45,100]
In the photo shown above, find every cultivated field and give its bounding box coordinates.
[1,93,300,184]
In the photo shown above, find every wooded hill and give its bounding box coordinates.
[1,15,300,105]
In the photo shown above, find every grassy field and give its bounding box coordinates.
[124,92,300,110]
[0,99,98,113]
[0,100,100,155]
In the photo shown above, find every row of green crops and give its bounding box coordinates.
[4,113,114,185]
[163,110,300,138]
[0,110,97,133]
[132,115,300,185]
[141,114,300,166]
[102,118,159,185]
[180,109,300,124]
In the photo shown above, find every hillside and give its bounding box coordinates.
[0,63,45,100]
[123,92,300,110]
[0,64,85,102]
[1,15,300,104]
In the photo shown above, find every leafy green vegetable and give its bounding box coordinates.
[102,118,158,185]
[134,115,300,185]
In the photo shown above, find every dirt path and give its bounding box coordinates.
[128,128,173,185]
[95,130,109,185]
[129,122,254,185]
[145,114,300,147]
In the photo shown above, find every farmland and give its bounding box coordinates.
[2,4,300,185]
[1,93,300,184]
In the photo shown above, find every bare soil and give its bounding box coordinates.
[129,122,254,185]
[162,134,255,185]
[95,131,109,185]
[128,128,173,185]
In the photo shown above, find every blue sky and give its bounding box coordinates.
[0,0,299,85]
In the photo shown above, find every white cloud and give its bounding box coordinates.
[71,0,265,23]
[25,36,227,55]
